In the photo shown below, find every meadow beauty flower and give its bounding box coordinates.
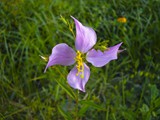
[44,16,122,92]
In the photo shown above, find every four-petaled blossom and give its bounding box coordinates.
[44,16,122,92]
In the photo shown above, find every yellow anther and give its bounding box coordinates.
[75,51,84,78]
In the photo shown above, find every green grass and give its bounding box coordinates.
[1,0,160,119]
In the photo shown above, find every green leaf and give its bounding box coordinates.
[140,104,149,113]
[122,111,135,120]
[149,84,159,101]
[154,97,160,109]
[78,104,90,116]
[55,78,76,100]
[79,100,106,111]
[58,106,72,120]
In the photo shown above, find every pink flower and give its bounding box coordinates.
[44,16,122,92]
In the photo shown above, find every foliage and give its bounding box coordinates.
[0,0,160,119]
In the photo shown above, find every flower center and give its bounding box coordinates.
[75,51,84,78]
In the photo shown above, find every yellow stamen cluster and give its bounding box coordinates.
[75,51,84,78]
[117,17,127,23]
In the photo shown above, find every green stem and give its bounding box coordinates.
[106,106,109,120]
[75,90,79,120]
[122,78,125,106]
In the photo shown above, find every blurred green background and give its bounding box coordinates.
[1,0,160,119]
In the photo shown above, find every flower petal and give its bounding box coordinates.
[86,42,123,67]
[44,43,76,72]
[67,63,90,92]
[71,16,97,53]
